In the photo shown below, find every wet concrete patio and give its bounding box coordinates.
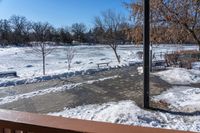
[0,66,172,114]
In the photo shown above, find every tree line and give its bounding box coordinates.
[0,0,199,48]
[0,13,130,47]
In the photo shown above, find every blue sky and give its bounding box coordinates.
[0,0,132,28]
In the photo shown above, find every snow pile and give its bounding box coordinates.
[154,68,200,84]
[0,68,117,87]
[153,86,200,112]
[49,100,200,132]
[192,62,200,70]
[0,76,119,105]
[137,67,143,75]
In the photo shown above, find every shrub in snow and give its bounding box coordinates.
[65,47,76,70]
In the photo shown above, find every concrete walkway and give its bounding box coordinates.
[0,66,171,114]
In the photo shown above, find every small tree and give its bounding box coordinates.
[31,22,56,75]
[94,9,128,63]
[66,46,76,70]
[30,42,55,75]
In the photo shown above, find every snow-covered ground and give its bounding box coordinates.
[154,68,200,85]
[1,44,200,132]
[0,44,198,86]
[153,86,200,112]
[49,100,200,132]
[48,67,200,132]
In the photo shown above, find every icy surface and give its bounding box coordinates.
[49,100,200,132]
[154,68,200,84]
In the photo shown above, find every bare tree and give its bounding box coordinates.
[31,22,56,75]
[94,9,127,63]
[125,0,200,49]
[71,23,87,43]
[58,27,72,43]
[65,46,76,70]
[9,15,31,44]
[0,19,11,46]
[30,42,55,75]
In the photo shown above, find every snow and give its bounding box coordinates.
[49,100,200,132]
[0,68,118,87]
[153,86,200,112]
[46,63,200,132]
[1,44,200,132]
[0,44,198,86]
[154,68,200,84]
[137,66,143,75]
[0,75,119,105]
[192,62,200,70]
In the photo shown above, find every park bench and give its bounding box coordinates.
[97,62,110,68]
[0,71,17,78]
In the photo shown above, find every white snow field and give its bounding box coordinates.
[0,44,198,86]
[49,100,200,132]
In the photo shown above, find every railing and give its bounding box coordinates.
[0,109,194,133]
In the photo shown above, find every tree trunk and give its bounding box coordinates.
[68,63,71,70]
[190,30,200,51]
[42,52,45,75]
[112,47,120,63]
[193,35,200,51]
[184,26,200,51]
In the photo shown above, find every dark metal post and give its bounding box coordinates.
[143,0,150,109]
